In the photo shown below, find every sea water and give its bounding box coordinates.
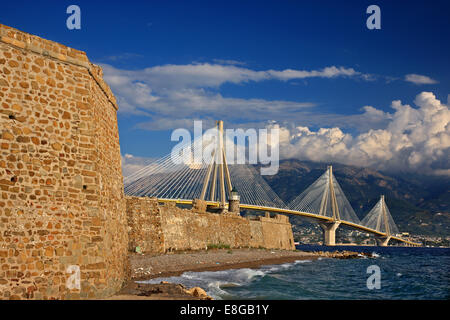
[141,246,450,300]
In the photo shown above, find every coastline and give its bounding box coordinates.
[131,248,319,281]
[107,248,369,300]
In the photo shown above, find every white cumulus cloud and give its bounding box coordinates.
[121,154,156,177]
[100,62,371,128]
[405,74,438,85]
[273,92,449,175]
[121,92,449,177]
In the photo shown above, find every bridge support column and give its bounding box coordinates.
[375,235,391,247]
[320,221,340,246]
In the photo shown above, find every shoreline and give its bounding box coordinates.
[135,255,316,280]
[132,249,319,281]
[107,248,370,299]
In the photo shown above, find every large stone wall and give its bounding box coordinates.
[0,24,128,299]
[126,197,295,254]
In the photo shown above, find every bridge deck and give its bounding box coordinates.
[155,198,421,246]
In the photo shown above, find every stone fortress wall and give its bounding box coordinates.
[0,24,128,299]
[126,197,295,254]
[0,24,295,299]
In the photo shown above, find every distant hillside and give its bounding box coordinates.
[258,159,450,236]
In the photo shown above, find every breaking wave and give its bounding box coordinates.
[138,247,449,300]
[140,260,311,299]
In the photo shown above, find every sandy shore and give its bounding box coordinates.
[106,248,369,300]
[131,248,318,280]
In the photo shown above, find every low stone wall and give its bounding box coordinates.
[126,197,295,253]
[160,202,251,251]
[249,213,295,250]
[126,197,164,254]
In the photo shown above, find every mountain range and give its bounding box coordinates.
[258,159,450,236]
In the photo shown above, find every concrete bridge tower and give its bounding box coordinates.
[319,166,341,246]
[199,120,237,213]
[361,195,399,247]
[288,164,361,246]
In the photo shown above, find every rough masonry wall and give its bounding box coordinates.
[249,213,295,250]
[159,202,252,251]
[126,197,164,254]
[0,24,128,299]
[126,197,295,253]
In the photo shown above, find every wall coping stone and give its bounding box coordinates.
[0,23,118,111]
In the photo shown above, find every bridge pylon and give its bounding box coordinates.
[123,119,285,210]
[319,165,342,245]
[289,165,360,245]
[199,120,234,211]
[361,195,400,246]
[288,165,360,223]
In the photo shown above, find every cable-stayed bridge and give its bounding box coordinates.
[124,121,420,247]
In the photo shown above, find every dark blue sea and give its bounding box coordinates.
[141,245,450,300]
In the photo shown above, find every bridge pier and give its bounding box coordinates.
[375,235,391,246]
[320,221,340,246]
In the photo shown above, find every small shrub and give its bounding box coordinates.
[207,243,231,250]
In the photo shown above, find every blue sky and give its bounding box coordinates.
[1,0,449,175]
